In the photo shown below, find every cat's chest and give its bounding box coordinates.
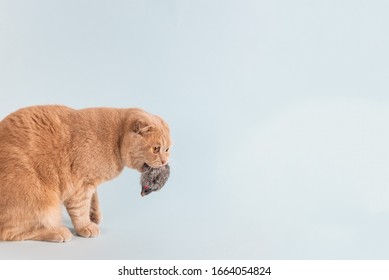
[73,161,123,185]
[60,164,123,201]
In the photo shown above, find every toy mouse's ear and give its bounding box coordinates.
[133,119,153,135]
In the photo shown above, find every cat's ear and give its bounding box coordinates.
[133,119,153,135]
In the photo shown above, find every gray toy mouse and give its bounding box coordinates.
[140,164,170,196]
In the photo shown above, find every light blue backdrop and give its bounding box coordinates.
[0,0,389,259]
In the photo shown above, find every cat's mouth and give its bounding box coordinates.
[141,163,151,172]
[142,163,159,169]
[143,162,166,169]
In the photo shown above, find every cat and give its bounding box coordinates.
[0,105,171,242]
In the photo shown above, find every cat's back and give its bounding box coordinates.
[0,105,74,156]
[1,105,72,135]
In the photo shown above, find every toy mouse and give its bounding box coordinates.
[140,164,170,196]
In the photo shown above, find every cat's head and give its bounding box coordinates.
[121,109,171,172]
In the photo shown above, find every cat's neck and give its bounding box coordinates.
[66,108,127,183]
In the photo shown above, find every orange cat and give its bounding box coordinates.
[0,106,171,242]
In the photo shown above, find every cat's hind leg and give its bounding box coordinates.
[29,226,72,242]
[0,204,72,242]
[28,205,72,242]
[0,162,71,242]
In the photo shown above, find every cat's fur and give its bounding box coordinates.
[0,105,171,242]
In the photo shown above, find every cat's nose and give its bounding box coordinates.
[161,160,167,165]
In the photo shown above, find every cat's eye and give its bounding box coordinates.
[152,146,160,154]
[165,148,169,153]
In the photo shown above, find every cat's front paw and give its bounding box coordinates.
[76,223,100,238]
[90,208,102,224]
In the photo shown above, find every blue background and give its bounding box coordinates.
[0,0,389,259]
